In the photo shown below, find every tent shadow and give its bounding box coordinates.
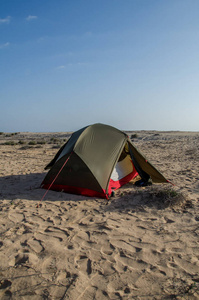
[0,173,94,202]
[0,173,171,208]
[0,173,46,201]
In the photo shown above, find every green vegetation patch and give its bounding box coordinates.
[149,187,192,209]
[18,140,26,145]
[3,141,16,146]
[28,141,37,145]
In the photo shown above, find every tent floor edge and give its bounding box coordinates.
[42,183,108,199]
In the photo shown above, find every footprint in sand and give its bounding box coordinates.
[15,223,32,235]
[42,257,57,280]
[9,251,40,268]
[14,253,29,265]
[44,226,69,240]
[27,238,44,253]
[8,211,24,223]
[75,254,92,275]
[28,214,53,227]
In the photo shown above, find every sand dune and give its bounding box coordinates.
[0,131,199,299]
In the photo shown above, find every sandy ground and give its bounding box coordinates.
[0,130,199,300]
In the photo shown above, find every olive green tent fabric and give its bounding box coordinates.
[42,123,169,198]
[127,141,168,183]
[43,152,103,192]
[74,124,128,191]
[45,126,88,170]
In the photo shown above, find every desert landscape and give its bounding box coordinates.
[0,130,199,299]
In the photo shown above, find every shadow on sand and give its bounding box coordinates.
[0,172,92,202]
[0,173,180,210]
[0,173,46,201]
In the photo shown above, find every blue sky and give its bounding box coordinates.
[1,0,199,132]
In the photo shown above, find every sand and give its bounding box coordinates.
[0,130,199,299]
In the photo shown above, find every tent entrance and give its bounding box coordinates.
[108,152,138,194]
[111,155,134,181]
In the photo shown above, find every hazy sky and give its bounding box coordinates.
[1,0,199,132]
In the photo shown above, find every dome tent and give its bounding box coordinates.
[41,123,169,199]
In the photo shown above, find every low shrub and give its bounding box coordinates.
[150,187,192,209]
[28,141,37,145]
[37,140,46,145]
[49,137,60,144]
[131,133,138,139]
[18,140,26,145]
[28,140,46,146]
[4,141,16,146]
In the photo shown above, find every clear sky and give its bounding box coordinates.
[1,0,199,132]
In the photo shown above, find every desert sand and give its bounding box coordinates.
[0,130,199,299]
